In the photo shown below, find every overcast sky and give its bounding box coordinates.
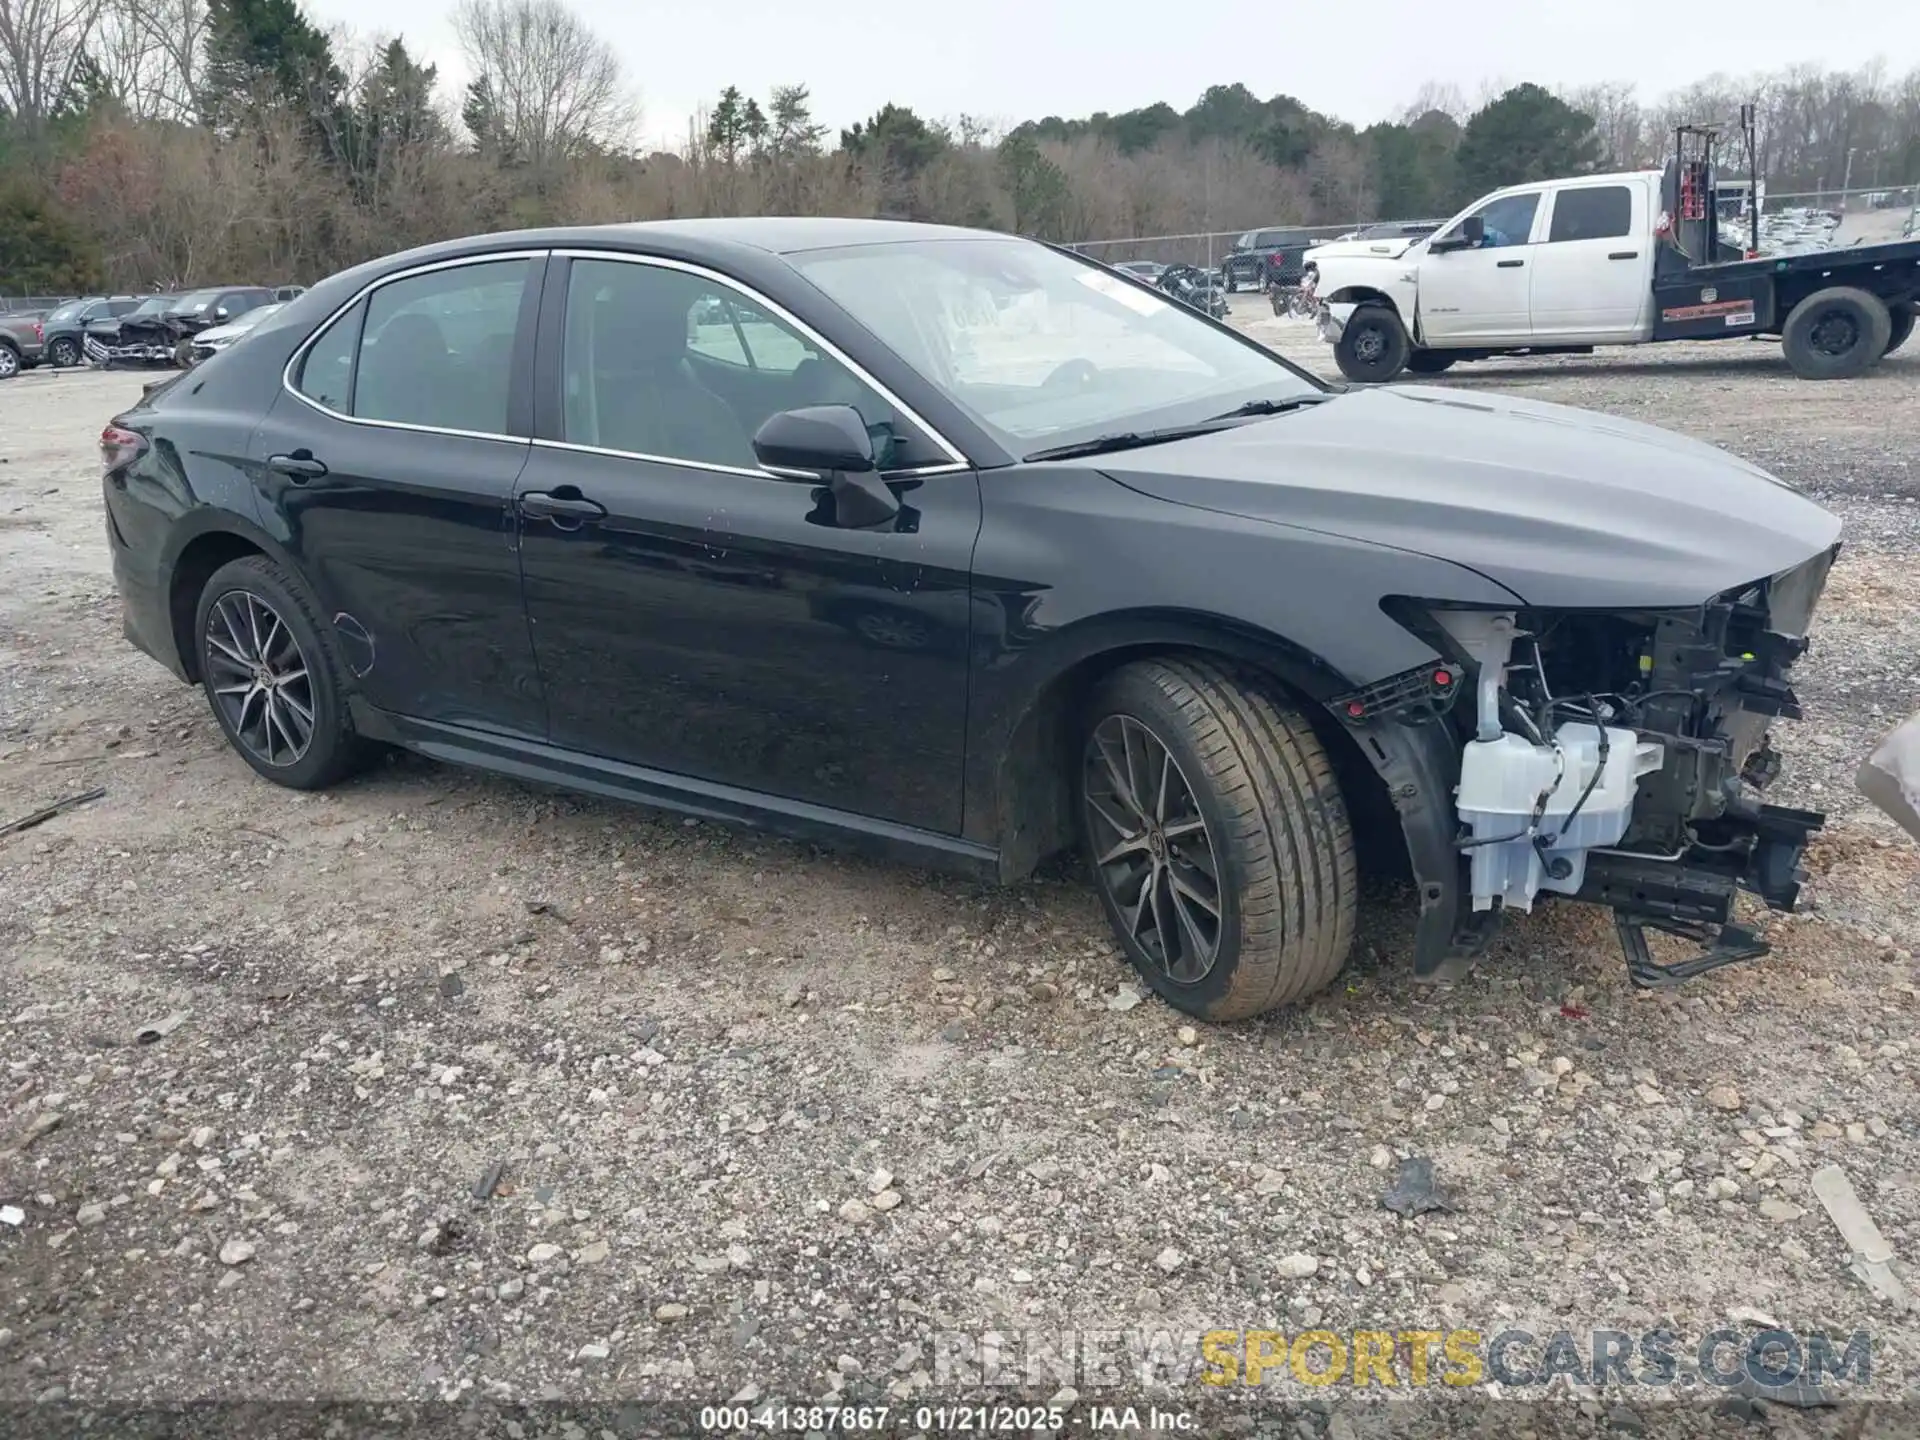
[307,0,1920,151]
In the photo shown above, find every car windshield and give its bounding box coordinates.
[175,290,223,312]
[130,297,175,316]
[789,238,1321,453]
[47,301,86,323]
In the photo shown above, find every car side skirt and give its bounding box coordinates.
[353,703,1003,882]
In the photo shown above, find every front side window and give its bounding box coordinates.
[789,237,1321,453]
[353,259,530,434]
[1547,185,1632,243]
[1463,193,1541,249]
[561,259,901,471]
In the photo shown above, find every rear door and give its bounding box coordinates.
[1418,189,1545,344]
[1529,181,1650,340]
[248,253,549,737]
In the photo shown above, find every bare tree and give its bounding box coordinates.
[86,0,202,120]
[451,0,634,171]
[0,0,106,133]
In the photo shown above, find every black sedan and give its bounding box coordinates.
[103,219,1841,1019]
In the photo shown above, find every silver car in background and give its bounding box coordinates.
[187,302,285,364]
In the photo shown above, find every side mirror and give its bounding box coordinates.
[213,306,230,322]
[753,404,875,475]
[753,404,898,528]
[1431,215,1484,253]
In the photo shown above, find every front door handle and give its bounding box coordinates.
[1608,250,1640,260]
[267,451,327,482]
[519,489,608,528]
[1496,259,1525,268]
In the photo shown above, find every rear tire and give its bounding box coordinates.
[1334,303,1411,383]
[1781,286,1892,379]
[194,556,372,791]
[1406,350,1459,374]
[0,341,19,380]
[1885,301,1915,357]
[1079,658,1357,1021]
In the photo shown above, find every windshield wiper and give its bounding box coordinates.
[1024,395,1336,464]
[1024,424,1226,463]
[1204,394,1334,421]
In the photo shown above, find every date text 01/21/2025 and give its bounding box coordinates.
[698,1405,1197,1432]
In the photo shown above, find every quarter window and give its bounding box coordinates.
[352,259,531,434]
[295,301,363,413]
[561,259,899,471]
[1547,185,1633,243]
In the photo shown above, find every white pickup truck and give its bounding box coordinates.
[1304,167,1920,382]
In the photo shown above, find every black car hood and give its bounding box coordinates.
[1099,385,1842,608]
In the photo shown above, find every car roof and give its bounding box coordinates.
[342,217,1013,278]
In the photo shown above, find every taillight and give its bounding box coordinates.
[33,321,44,341]
[100,423,148,474]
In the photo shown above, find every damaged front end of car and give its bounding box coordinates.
[1335,544,1839,988]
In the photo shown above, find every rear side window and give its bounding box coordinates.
[295,301,364,412]
[352,259,531,434]
[1547,186,1632,243]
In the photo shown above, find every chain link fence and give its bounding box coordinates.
[1063,182,1920,269]
[1063,220,1393,273]
[0,293,77,316]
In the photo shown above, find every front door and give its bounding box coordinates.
[249,254,548,738]
[1419,190,1543,344]
[515,253,981,834]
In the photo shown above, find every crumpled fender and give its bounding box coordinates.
[1858,711,1920,843]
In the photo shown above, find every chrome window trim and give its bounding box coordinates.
[551,248,971,470]
[530,435,969,482]
[279,249,550,440]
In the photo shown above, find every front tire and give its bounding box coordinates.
[1781,286,1892,379]
[194,556,371,790]
[1079,659,1357,1021]
[47,336,80,368]
[1334,303,1411,383]
[1885,301,1915,357]
[1406,350,1458,374]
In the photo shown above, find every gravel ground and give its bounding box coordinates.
[2,328,1918,1439]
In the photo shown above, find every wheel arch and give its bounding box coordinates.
[161,511,297,682]
[1324,285,1401,315]
[974,610,1400,884]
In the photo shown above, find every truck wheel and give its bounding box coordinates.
[1334,304,1411,383]
[0,341,19,380]
[1885,302,1915,357]
[1406,351,1458,374]
[1781,287,1893,379]
[1079,658,1357,1021]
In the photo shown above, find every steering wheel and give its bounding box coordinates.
[1041,358,1101,389]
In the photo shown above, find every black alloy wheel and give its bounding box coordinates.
[1083,712,1224,984]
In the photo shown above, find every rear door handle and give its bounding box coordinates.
[1496,259,1525,268]
[267,452,327,482]
[519,489,608,527]
[1608,250,1640,260]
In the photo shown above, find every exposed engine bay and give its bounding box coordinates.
[1345,544,1839,987]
